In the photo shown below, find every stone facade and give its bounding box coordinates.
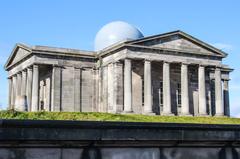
[5,31,233,116]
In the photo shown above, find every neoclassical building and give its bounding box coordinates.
[5,21,232,116]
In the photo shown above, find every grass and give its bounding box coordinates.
[0,110,240,124]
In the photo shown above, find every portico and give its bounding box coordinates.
[114,56,230,116]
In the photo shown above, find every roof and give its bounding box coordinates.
[4,43,96,70]
[98,30,228,58]
[5,30,230,70]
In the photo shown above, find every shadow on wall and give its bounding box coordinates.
[219,147,238,159]
[81,147,102,159]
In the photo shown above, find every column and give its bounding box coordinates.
[215,67,224,116]
[51,65,62,112]
[162,62,173,115]
[144,60,154,114]
[198,65,207,115]
[12,75,17,109]
[14,73,22,108]
[107,63,114,112]
[45,77,51,111]
[21,70,27,96]
[26,67,33,111]
[123,59,132,113]
[31,65,39,111]
[74,67,81,112]
[17,70,27,111]
[16,73,22,96]
[223,80,230,116]
[8,78,12,109]
[39,81,44,110]
[115,62,124,112]
[181,63,190,115]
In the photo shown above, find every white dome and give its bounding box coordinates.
[94,21,144,51]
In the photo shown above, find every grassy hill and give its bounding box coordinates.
[0,110,240,124]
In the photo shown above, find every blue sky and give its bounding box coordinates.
[0,0,239,116]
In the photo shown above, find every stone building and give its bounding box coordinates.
[5,21,232,116]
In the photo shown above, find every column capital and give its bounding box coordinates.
[16,72,22,75]
[163,61,171,64]
[113,60,123,65]
[21,69,27,72]
[214,66,222,71]
[32,64,39,68]
[27,67,33,71]
[74,67,82,70]
[124,58,132,61]
[223,78,230,81]
[198,64,207,67]
[144,59,152,62]
[214,64,222,68]
[52,64,62,68]
[181,62,189,66]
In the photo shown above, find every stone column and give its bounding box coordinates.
[215,67,224,116]
[162,62,173,115]
[144,60,154,114]
[16,70,27,111]
[12,75,17,109]
[15,73,22,108]
[123,59,132,113]
[21,70,27,96]
[26,67,33,111]
[16,73,22,96]
[107,63,114,112]
[198,65,207,115]
[74,68,81,112]
[39,81,44,110]
[114,62,124,112]
[223,80,230,116]
[8,78,12,109]
[51,65,62,112]
[45,77,51,111]
[31,65,39,112]
[181,63,190,115]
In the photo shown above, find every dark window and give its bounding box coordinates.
[176,83,181,107]
[159,81,163,106]
[142,78,144,106]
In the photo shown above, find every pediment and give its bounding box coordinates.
[128,31,227,57]
[5,44,32,69]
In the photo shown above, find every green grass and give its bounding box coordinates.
[0,110,240,124]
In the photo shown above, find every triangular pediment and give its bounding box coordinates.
[5,44,32,69]
[128,31,227,57]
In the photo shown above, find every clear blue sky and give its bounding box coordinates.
[0,0,239,116]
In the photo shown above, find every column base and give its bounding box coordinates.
[214,113,225,117]
[121,111,134,114]
[198,114,209,117]
[143,112,156,116]
[179,113,193,117]
[161,112,175,116]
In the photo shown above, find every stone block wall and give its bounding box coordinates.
[0,120,239,159]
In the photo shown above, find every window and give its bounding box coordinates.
[159,81,163,106]
[142,78,144,106]
[176,83,181,107]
